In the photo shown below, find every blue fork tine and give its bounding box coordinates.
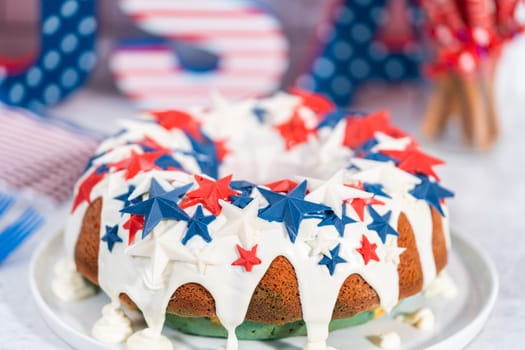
[0,208,44,263]
[0,193,15,217]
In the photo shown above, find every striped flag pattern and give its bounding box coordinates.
[111,0,289,110]
[0,104,99,203]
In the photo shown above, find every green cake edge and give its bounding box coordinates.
[165,310,376,340]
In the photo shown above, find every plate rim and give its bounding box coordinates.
[29,229,499,350]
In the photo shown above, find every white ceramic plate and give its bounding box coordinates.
[30,230,498,350]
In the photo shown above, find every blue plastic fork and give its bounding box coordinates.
[0,207,44,264]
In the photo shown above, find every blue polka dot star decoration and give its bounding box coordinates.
[101,224,122,252]
[366,205,399,243]
[258,180,330,243]
[318,243,347,276]
[0,0,97,111]
[121,179,192,239]
[297,0,424,106]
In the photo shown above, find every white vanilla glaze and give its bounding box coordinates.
[395,307,435,331]
[370,331,401,349]
[62,92,452,350]
[425,270,458,298]
[51,258,96,301]
[92,303,134,343]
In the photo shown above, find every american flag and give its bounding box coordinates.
[110,0,289,109]
[0,104,99,203]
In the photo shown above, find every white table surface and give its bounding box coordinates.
[2,35,525,350]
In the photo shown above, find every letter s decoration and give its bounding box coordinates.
[0,0,97,111]
[110,0,289,109]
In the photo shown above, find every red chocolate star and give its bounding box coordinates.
[110,151,162,179]
[381,148,444,180]
[71,170,105,213]
[123,214,145,245]
[181,174,238,215]
[214,139,229,162]
[289,87,334,118]
[275,111,316,150]
[232,244,262,272]
[151,110,202,140]
[265,179,300,193]
[347,197,385,221]
[356,235,379,265]
[343,110,406,149]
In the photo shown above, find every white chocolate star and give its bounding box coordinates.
[350,159,421,195]
[382,237,406,265]
[126,221,191,289]
[304,170,372,217]
[129,170,193,200]
[373,132,413,151]
[304,236,339,257]
[187,246,221,275]
[214,199,273,247]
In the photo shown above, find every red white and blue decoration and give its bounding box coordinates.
[110,0,289,109]
[297,0,424,106]
[0,0,97,111]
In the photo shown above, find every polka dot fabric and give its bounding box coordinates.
[297,0,425,106]
[0,0,97,111]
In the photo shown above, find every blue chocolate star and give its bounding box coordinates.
[252,106,268,123]
[121,179,192,238]
[258,180,330,243]
[154,154,182,170]
[317,204,356,237]
[230,180,255,208]
[186,134,219,178]
[101,224,122,252]
[410,175,454,216]
[363,182,391,198]
[181,205,216,245]
[366,206,398,243]
[114,185,141,209]
[318,243,347,276]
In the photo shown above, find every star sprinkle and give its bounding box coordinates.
[382,237,406,265]
[215,200,272,248]
[258,180,330,243]
[232,244,262,272]
[110,150,163,180]
[213,139,229,162]
[304,235,339,257]
[305,170,371,218]
[290,87,334,117]
[343,110,405,149]
[409,175,454,216]
[181,174,238,215]
[265,179,299,193]
[381,149,444,180]
[123,214,144,245]
[154,154,182,170]
[317,108,351,129]
[186,246,221,275]
[121,179,192,238]
[126,222,192,289]
[181,206,216,245]
[101,225,122,252]
[356,235,379,265]
[366,206,399,243]
[252,106,268,123]
[186,134,220,179]
[71,170,105,212]
[275,112,316,150]
[114,185,140,209]
[347,196,385,221]
[151,110,202,140]
[317,204,356,237]
[229,180,255,208]
[363,183,391,198]
[318,243,347,276]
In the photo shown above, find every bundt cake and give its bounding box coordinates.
[60,89,454,350]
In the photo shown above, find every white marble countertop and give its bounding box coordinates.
[1,35,525,350]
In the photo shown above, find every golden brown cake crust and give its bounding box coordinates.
[75,197,447,325]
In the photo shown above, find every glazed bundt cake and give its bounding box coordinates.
[61,90,453,350]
